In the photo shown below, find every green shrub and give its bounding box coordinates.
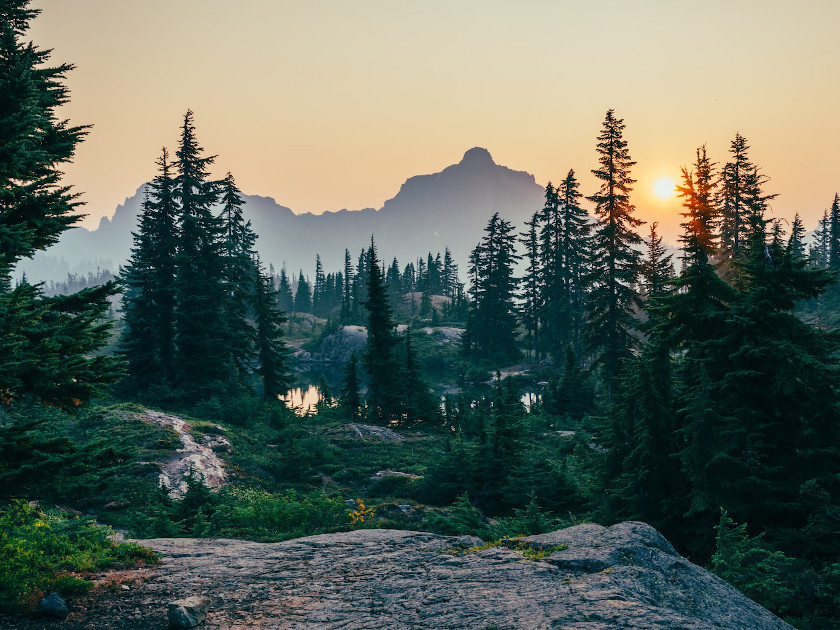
[0,501,157,613]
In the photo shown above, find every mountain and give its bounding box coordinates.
[17,148,545,282]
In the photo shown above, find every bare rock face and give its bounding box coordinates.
[8,523,792,629]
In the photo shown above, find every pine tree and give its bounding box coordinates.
[294,271,312,314]
[277,265,293,313]
[340,353,361,420]
[0,1,121,408]
[639,222,673,302]
[463,213,521,363]
[558,170,591,357]
[219,172,258,387]
[341,249,354,322]
[520,212,542,360]
[172,110,226,394]
[312,254,326,317]
[718,134,776,264]
[253,257,289,401]
[586,109,643,399]
[361,238,403,423]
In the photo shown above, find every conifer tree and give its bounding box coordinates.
[294,271,312,314]
[253,257,289,401]
[463,213,521,363]
[277,265,293,313]
[361,238,403,423]
[639,222,673,302]
[0,1,121,407]
[718,134,776,263]
[557,170,591,357]
[340,353,361,420]
[219,172,258,386]
[312,254,326,317]
[520,212,542,359]
[172,110,225,394]
[341,249,355,322]
[586,109,643,399]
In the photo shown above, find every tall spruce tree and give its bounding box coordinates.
[361,238,403,423]
[120,148,178,390]
[463,213,521,363]
[219,172,258,387]
[172,110,226,394]
[520,212,542,360]
[0,0,121,407]
[253,257,289,401]
[586,109,643,399]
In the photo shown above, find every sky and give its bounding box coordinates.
[29,0,840,244]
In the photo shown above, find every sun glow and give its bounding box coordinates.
[653,177,676,199]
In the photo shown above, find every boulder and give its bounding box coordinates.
[167,595,211,628]
[34,592,68,619]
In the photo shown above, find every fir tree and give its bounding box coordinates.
[340,353,361,420]
[586,109,643,399]
[639,222,673,302]
[0,0,121,408]
[463,213,521,363]
[294,271,312,314]
[219,172,258,387]
[253,257,289,401]
[361,238,403,423]
[520,212,542,360]
[172,110,226,394]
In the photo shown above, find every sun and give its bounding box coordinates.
[653,176,676,199]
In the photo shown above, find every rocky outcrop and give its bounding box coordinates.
[139,410,228,498]
[8,523,791,629]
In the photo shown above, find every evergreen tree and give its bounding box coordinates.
[586,109,643,399]
[219,172,258,387]
[294,271,312,314]
[340,353,361,420]
[253,257,289,401]
[718,133,776,264]
[341,249,354,322]
[558,170,592,358]
[0,0,121,408]
[172,110,225,394]
[639,222,673,302]
[277,265,293,313]
[312,254,326,317]
[361,238,403,423]
[520,212,542,360]
[463,213,521,363]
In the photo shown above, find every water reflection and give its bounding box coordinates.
[283,385,322,413]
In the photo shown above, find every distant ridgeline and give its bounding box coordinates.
[17,147,544,284]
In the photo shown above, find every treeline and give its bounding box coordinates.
[274,247,467,323]
[41,268,115,297]
[454,111,840,625]
[120,112,288,402]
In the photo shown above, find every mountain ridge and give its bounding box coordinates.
[18,148,545,282]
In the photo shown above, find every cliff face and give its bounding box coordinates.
[6,522,791,629]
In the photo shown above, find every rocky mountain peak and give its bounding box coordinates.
[459,146,495,167]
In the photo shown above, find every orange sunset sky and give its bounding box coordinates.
[30,0,840,244]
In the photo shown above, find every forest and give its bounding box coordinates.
[1,1,839,627]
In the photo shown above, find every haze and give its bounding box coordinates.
[30,0,840,242]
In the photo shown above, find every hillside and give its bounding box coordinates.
[18,147,544,282]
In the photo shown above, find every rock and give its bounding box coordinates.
[167,595,211,628]
[371,470,421,480]
[34,592,68,619]
[318,325,367,364]
[347,423,405,442]
[12,524,792,628]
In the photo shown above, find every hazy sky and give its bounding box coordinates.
[29,0,840,243]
